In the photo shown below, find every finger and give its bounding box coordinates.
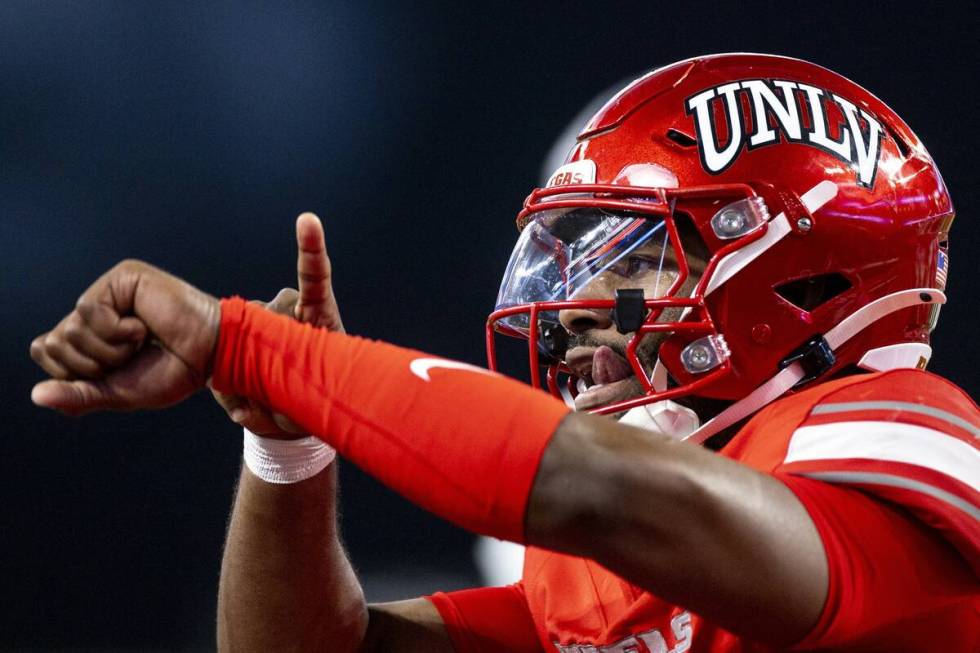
[63,312,141,368]
[31,378,116,416]
[295,212,329,311]
[31,313,77,375]
[265,288,299,317]
[239,408,283,436]
[35,331,106,379]
[271,412,306,434]
[211,390,280,433]
[30,333,71,379]
[75,293,146,343]
[116,316,148,342]
[210,388,250,421]
[221,396,284,434]
[295,213,342,330]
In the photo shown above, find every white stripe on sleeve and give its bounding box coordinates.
[786,421,980,492]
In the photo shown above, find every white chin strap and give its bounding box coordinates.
[675,288,946,445]
[621,399,701,440]
[621,357,701,439]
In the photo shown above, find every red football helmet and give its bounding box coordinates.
[487,53,954,442]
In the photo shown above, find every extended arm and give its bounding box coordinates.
[29,265,825,645]
[527,412,827,645]
[208,297,828,645]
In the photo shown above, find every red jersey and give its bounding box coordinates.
[430,370,980,652]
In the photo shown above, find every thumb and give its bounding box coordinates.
[295,212,342,331]
[31,379,117,416]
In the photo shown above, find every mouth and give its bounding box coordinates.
[565,344,640,412]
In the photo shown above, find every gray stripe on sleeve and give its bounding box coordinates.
[797,470,980,521]
[811,401,980,439]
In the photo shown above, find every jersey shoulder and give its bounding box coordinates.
[725,369,980,575]
[726,369,978,463]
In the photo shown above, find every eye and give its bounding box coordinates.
[625,255,662,277]
[617,253,679,280]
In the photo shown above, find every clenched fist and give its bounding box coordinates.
[30,260,221,415]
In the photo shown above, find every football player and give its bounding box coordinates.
[30,54,978,651]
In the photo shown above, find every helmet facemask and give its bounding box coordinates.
[487,182,766,417]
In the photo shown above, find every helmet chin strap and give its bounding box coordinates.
[620,357,702,439]
[678,288,946,445]
[620,398,701,439]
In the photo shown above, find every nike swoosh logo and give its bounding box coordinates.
[409,358,497,382]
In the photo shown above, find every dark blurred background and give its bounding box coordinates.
[2,2,977,650]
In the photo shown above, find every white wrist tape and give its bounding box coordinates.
[242,428,336,484]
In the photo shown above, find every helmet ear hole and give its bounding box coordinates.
[774,273,852,312]
[884,122,913,159]
[665,128,698,148]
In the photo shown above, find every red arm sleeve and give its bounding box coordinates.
[210,297,570,542]
[779,474,979,652]
[427,584,544,653]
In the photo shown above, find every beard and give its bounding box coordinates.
[564,329,663,417]
[564,319,728,427]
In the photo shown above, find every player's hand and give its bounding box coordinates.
[30,260,221,416]
[210,213,345,439]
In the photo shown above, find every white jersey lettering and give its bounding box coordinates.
[554,612,694,653]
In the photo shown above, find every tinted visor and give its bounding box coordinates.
[494,207,680,339]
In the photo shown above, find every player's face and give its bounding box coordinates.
[493,209,711,413]
[558,228,708,413]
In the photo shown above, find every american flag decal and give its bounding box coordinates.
[936,250,949,290]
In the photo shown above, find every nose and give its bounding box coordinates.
[558,277,616,335]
